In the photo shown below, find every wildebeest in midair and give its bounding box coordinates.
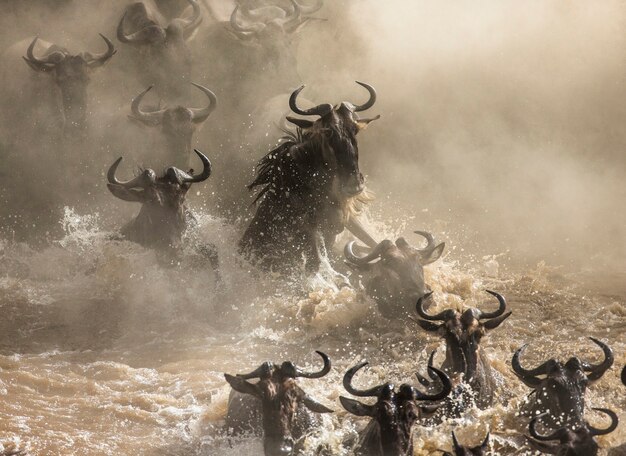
[117,0,201,95]
[129,83,217,168]
[526,408,618,456]
[442,432,490,456]
[339,359,452,456]
[512,337,613,428]
[106,149,213,256]
[344,231,445,317]
[224,351,333,456]
[239,82,380,275]
[414,291,511,412]
[14,34,116,134]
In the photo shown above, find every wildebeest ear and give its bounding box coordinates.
[224,374,260,398]
[339,396,376,417]
[421,242,445,265]
[483,311,512,330]
[303,396,333,414]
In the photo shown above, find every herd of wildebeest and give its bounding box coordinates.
[1,1,624,455]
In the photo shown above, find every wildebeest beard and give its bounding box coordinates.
[239,82,379,274]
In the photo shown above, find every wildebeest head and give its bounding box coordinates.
[107,149,211,248]
[345,231,445,317]
[129,83,217,160]
[442,432,490,456]
[23,35,116,129]
[526,408,618,456]
[286,81,379,197]
[512,338,613,428]
[117,0,201,46]
[415,291,511,386]
[224,351,333,456]
[340,360,451,456]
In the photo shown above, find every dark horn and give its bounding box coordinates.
[182,149,212,184]
[295,351,331,379]
[352,81,377,112]
[343,362,384,397]
[479,290,507,319]
[182,0,202,38]
[107,157,148,188]
[588,408,619,436]
[583,337,613,382]
[528,415,568,441]
[415,292,450,321]
[413,366,451,401]
[289,85,333,117]
[189,83,217,124]
[86,34,116,68]
[511,345,549,388]
[480,432,490,450]
[343,240,388,265]
[452,432,463,452]
[622,365,626,386]
[24,36,56,72]
[130,86,165,126]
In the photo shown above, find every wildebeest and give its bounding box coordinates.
[442,432,490,456]
[14,34,116,133]
[344,231,445,317]
[414,291,511,411]
[239,82,380,275]
[129,83,217,167]
[512,337,613,428]
[117,0,201,95]
[224,351,333,456]
[339,359,452,456]
[526,408,618,455]
[106,148,211,252]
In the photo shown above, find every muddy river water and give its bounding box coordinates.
[0,210,623,455]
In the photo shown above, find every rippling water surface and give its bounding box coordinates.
[0,209,623,455]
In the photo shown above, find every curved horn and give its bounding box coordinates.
[295,351,331,379]
[182,149,212,184]
[289,85,333,117]
[412,366,451,401]
[189,83,217,124]
[344,240,390,265]
[298,0,323,14]
[582,337,613,381]
[479,290,507,319]
[107,157,149,188]
[230,5,264,34]
[343,362,385,397]
[480,432,490,450]
[86,34,116,67]
[528,415,568,442]
[588,408,619,436]
[622,365,626,386]
[130,86,165,126]
[415,292,451,321]
[117,12,133,43]
[511,345,551,388]
[237,361,274,380]
[24,36,57,72]
[281,0,302,32]
[182,0,202,38]
[414,230,436,252]
[351,81,377,112]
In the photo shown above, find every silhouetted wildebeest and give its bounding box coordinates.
[442,432,490,456]
[129,83,216,167]
[117,0,201,95]
[239,82,380,275]
[224,351,333,456]
[5,35,115,134]
[344,231,445,317]
[414,291,511,412]
[106,149,211,252]
[339,359,451,456]
[512,337,613,429]
[526,408,618,456]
